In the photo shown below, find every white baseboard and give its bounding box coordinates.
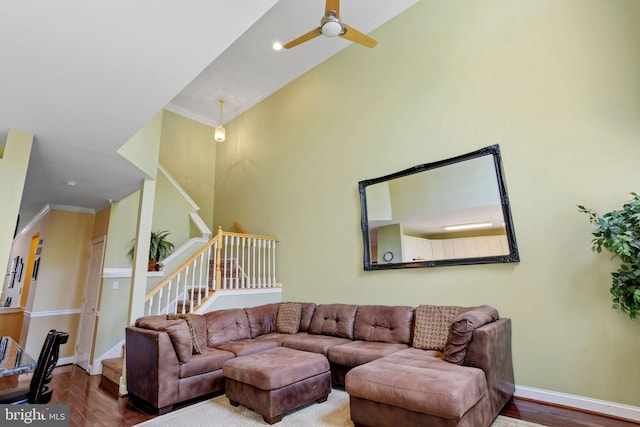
[57,356,74,366]
[515,385,640,422]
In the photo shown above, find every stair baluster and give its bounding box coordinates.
[234,236,240,289]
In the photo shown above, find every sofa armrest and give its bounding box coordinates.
[463,318,515,417]
[125,326,180,411]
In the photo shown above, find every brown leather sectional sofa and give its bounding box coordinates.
[125,302,514,426]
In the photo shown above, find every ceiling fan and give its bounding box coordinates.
[283,0,377,49]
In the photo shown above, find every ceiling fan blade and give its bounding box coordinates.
[284,27,322,49]
[325,0,340,16]
[339,24,377,48]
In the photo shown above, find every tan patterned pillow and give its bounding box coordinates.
[277,303,302,334]
[412,305,461,351]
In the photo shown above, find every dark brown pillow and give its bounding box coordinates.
[137,317,192,363]
[412,305,461,351]
[276,303,302,334]
[444,305,499,364]
[167,314,202,354]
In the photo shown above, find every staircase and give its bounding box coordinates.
[99,226,280,396]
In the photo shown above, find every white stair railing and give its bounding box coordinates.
[144,227,280,315]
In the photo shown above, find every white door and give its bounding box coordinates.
[75,236,105,372]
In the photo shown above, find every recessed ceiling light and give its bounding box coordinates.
[443,222,493,231]
[65,180,77,187]
[272,41,282,51]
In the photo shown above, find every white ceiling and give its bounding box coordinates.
[167,0,418,126]
[1,0,417,229]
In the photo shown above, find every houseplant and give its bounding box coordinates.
[128,230,175,271]
[578,193,640,320]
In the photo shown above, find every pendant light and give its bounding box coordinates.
[214,99,226,142]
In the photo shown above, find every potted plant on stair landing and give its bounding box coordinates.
[578,193,640,320]
[128,230,175,271]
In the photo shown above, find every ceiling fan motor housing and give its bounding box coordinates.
[321,15,343,37]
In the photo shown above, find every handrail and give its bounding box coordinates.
[145,237,214,302]
[144,226,280,316]
[233,221,246,234]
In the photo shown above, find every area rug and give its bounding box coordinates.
[135,389,546,427]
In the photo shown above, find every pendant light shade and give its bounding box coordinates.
[214,125,225,142]
[214,99,225,142]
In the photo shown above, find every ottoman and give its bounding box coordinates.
[222,347,331,424]
[346,349,494,427]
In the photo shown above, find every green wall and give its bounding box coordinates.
[104,192,140,268]
[152,169,194,245]
[159,110,217,231]
[94,192,139,358]
[213,0,640,406]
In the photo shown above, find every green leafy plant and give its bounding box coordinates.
[128,230,175,271]
[578,193,640,320]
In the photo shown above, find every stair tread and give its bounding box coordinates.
[101,357,123,386]
[101,357,123,370]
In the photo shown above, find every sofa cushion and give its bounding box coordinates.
[167,313,202,354]
[245,303,280,338]
[308,304,358,339]
[276,302,302,334]
[444,305,499,364]
[251,332,294,346]
[353,305,414,344]
[328,341,409,367]
[345,350,488,420]
[178,347,235,379]
[204,308,251,346]
[214,338,279,357]
[281,332,352,356]
[298,302,317,332]
[136,316,193,363]
[413,305,461,351]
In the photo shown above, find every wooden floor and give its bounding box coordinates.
[501,398,639,427]
[2,364,639,427]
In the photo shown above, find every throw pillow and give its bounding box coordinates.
[444,305,499,364]
[276,302,302,334]
[167,313,202,354]
[412,305,461,351]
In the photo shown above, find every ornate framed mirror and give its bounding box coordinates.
[358,144,519,270]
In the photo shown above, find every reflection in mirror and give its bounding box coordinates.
[359,145,519,270]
